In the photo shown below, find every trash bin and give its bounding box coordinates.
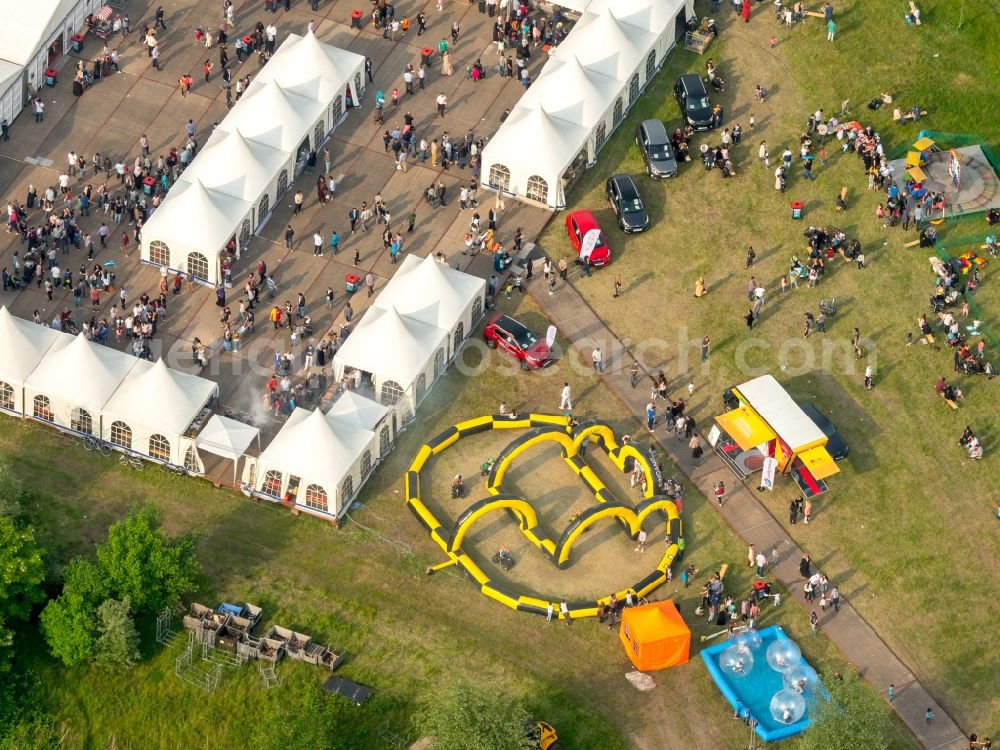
[421,47,433,65]
[143,176,156,196]
[264,0,277,11]
[71,34,84,53]
[351,9,363,29]
[791,200,803,220]
[345,273,360,293]
[45,67,58,86]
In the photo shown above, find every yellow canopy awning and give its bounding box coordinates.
[913,136,935,151]
[798,446,840,480]
[906,151,923,167]
[716,407,776,451]
[907,165,927,182]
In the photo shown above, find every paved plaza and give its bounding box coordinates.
[0,0,552,428]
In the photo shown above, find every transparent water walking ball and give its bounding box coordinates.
[766,638,802,672]
[784,664,819,694]
[720,644,755,677]
[770,689,807,724]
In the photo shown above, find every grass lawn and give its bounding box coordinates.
[7,291,910,749]
[539,0,1000,734]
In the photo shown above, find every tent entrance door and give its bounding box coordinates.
[285,475,301,504]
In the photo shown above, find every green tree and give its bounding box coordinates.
[0,516,45,621]
[416,681,533,750]
[798,673,894,750]
[39,558,109,666]
[94,596,141,668]
[95,505,199,614]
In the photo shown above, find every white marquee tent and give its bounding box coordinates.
[196,414,261,482]
[23,333,138,432]
[253,407,377,519]
[372,254,487,358]
[0,306,63,415]
[139,178,251,285]
[333,306,448,424]
[100,358,218,465]
[480,0,693,208]
[253,31,364,127]
[0,0,99,126]
[177,128,288,217]
[140,31,363,285]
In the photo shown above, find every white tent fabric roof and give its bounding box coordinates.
[554,10,656,80]
[0,306,63,386]
[735,375,826,452]
[178,128,288,202]
[223,80,325,152]
[0,0,76,66]
[517,56,621,128]
[143,178,251,251]
[254,31,365,103]
[334,306,448,389]
[24,333,139,414]
[258,408,373,490]
[586,0,677,34]
[327,390,390,432]
[101,359,218,438]
[197,414,261,460]
[372,254,486,331]
[0,61,21,95]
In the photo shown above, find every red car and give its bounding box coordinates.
[483,314,552,370]
[565,210,612,267]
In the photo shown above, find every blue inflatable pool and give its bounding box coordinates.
[701,624,822,742]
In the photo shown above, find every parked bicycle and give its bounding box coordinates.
[81,434,113,455]
[119,453,145,471]
[161,462,187,476]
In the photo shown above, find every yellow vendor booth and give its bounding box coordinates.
[710,375,839,496]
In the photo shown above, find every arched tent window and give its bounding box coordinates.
[187,252,209,281]
[332,95,343,124]
[415,373,427,405]
[313,121,326,150]
[148,434,170,461]
[488,164,511,192]
[613,97,624,126]
[262,470,283,496]
[304,484,328,512]
[595,122,607,152]
[380,380,404,406]
[341,475,354,505]
[33,395,53,422]
[110,420,132,448]
[0,382,14,411]
[239,219,252,248]
[379,424,391,456]
[645,50,657,82]
[525,175,548,204]
[257,194,270,225]
[276,170,289,197]
[471,296,483,323]
[149,240,170,267]
[361,449,372,478]
[433,348,445,378]
[71,407,92,434]
[453,323,465,354]
[629,73,640,104]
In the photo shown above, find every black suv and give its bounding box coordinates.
[605,174,649,233]
[674,74,713,130]
[636,119,678,178]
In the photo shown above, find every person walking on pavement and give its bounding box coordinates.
[799,552,811,579]
[436,92,448,117]
[714,481,726,506]
[830,586,841,612]
[646,402,656,432]
[592,347,603,373]
[365,271,376,297]
[284,224,294,249]
[810,611,819,635]
[560,382,572,410]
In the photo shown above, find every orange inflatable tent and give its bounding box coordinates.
[619,600,691,671]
